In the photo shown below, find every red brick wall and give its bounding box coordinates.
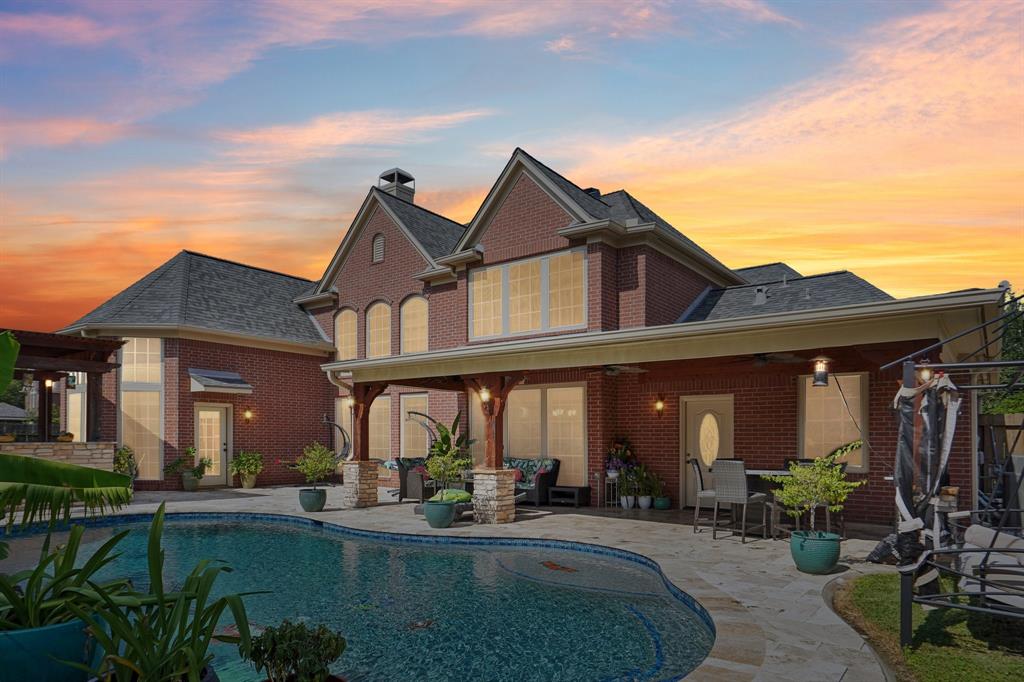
[643,248,713,326]
[308,305,334,344]
[588,242,619,332]
[135,338,335,491]
[477,172,575,264]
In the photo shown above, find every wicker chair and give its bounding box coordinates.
[712,459,767,542]
[688,458,717,533]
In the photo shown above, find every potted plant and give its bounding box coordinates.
[230,450,264,489]
[605,438,634,479]
[70,503,255,682]
[113,445,139,485]
[164,447,212,491]
[651,473,671,510]
[422,414,472,529]
[0,453,133,680]
[619,465,637,509]
[763,440,865,574]
[292,442,336,512]
[635,464,654,509]
[244,619,346,682]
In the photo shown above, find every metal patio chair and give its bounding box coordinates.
[712,459,767,542]
[688,458,717,533]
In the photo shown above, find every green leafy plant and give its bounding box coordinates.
[0,330,19,390]
[0,453,132,559]
[0,525,131,629]
[291,442,337,489]
[619,466,640,496]
[425,414,472,498]
[69,503,256,682]
[244,619,346,682]
[982,290,1023,415]
[113,446,138,481]
[763,440,865,531]
[163,447,212,480]
[632,464,655,496]
[229,450,264,477]
[649,473,665,499]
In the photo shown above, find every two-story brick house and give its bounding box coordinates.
[61,148,1003,523]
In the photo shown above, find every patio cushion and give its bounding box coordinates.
[429,489,472,503]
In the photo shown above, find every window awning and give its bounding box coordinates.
[188,368,253,394]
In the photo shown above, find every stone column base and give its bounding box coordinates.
[340,460,378,508]
[472,468,517,524]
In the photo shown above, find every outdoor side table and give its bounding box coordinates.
[549,486,591,507]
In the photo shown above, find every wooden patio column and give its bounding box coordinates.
[350,382,388,462]
[465,374,525,524]
[343,381,387,509]
[86,372,102,442]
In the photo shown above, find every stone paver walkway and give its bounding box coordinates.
[119,487,891,682]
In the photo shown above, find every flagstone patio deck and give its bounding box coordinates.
[122,486,893,682]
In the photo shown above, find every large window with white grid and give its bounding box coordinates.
[119,338,163,480]
[799,373,868,472]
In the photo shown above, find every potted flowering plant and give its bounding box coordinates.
[230,450,264,488]
[763,440,864,574]
[606,438,634,480]
[423,415,472,529]
[163,446,212,491]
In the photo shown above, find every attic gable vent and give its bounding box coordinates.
[754,286,768,306]
[372,234,385,263]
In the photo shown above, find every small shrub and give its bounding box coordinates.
[113,445,138,480]
[292,442,337,489]
[245,619,346,682]
[230,450,264,477]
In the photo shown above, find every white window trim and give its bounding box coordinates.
[797,371,869,473]
[117,338,165,481]
[501,382,588,471]
[468,247,588,341]
[400,393,429,459]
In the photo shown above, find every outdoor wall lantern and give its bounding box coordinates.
[654,397,665,416]
[917,362,934,383]
[345,396,355,409]
[44,379,53,388]
[243,409,253,422]
[479,386,492,403]
[812,356,831,387]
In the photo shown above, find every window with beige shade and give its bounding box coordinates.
[335,309,357,360]
[508,260,541,333]
[369,396,391,459]
[548,250,585,328]
[471,383,587,486]
[400,296,428,354]
[470,266,503,338]
[120,337,162,479]
[366,302,391,358]
[121,337,161,383]
[468,248,586,339]
[799,373,868,471]
[401,393,430,458]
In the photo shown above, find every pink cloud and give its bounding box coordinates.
[0,114,133,157]
[0,11,120,46]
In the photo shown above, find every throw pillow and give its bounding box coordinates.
[513,468,524,482]
[430,489,472,503]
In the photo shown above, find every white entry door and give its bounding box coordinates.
[679,395,734,508]
[195,405,229,486]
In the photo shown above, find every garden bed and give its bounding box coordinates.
[833,573,1024,682]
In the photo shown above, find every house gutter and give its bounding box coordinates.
[321,288,1002,382]
[61,323,335,356]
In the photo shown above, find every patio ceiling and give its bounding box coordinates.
[323,288,1002,384]
[6,329,123,375]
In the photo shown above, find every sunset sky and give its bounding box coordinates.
[1,0,1022,331]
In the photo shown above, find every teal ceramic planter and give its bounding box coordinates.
[299,488,327,512]
[653,497,672,510]
[790,530,841,574]
[0,618,101,681]
[423,501,456,528]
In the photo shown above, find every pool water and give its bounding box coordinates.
[20,517,715,681]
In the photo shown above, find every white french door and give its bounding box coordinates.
[194,405,230,486]
[679,395,734,508]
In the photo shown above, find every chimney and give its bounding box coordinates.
[378,168,415,203]
[583,187,601,199]
[754,286,768,306]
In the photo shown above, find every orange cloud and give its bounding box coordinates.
[0,115,133,155]
[552,0,1024,296]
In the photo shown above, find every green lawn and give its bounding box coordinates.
[835,573,1024,682]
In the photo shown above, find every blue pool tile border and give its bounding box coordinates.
[3,511,717,637]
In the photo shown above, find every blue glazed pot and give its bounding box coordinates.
[0,618,101,681]
[653,497,672,510]
[299,488,327,512]
[790,530,841,574]
[423,501,456,528]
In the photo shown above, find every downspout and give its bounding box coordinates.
[326,369,353,392]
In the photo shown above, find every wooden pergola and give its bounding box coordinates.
[5,329,123,442]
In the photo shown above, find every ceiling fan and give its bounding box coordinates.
[604,365,648,376]
[727,352,808,367]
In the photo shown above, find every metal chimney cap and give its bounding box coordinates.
[379,168,415,186]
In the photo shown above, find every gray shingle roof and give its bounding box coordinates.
[63,251,329,347]
[735,262,803,284]
[0,402,27,420]
[373,188,466,260]
[681,271,893,322]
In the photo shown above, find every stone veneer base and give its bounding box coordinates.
[340,460,378,508]
[471,468,517,524]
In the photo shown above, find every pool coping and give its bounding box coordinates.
[2,508,761,680]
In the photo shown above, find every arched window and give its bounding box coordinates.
[372,234,385,263]
[366,302,391,358]
[335,309,357,360]
[400,296,428,354]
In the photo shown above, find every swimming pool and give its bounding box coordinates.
[7,514,715,681]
